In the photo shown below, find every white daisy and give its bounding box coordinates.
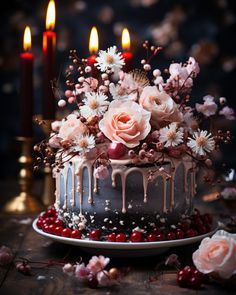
[95,46,125,73]
[74,134,95,154]
[159,123,184,147]
[187,130,215,156]
[79,92,109,118]
[109,83,129,100]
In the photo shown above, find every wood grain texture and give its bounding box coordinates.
[0,180,235,295]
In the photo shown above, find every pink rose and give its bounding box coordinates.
[99,100,151,148]
[193,230,236,279]
[58,114,87,141]
[196,95,218,117]
[139,86,183,127]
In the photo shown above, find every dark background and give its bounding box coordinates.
[0,0,236,180]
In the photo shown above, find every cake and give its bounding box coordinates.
[36,43,234,241]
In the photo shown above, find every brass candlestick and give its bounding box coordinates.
[41,119,55,207]
[2,137,44,214]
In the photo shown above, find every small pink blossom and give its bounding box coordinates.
[169,63,189,80]
[51,120,62,132]
[87,255,110,274]
[94,165,109,180]
[48,134,61,148]
[74,262,90,281]
[221,187,236,200]
[186,57,200,75]
[195,95,218,117]
[97,270,111,286]
[193,230,236,279]
[0,246,13,265]
[62,263,74,276]
[219,106,235,120]
[76,77,99,95]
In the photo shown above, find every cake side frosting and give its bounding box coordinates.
[54,153,197,233]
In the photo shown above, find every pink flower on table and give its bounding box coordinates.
[62,263,74,276]
[87,255,110,274]
[0,246,13,266]
[219,106,235,120]
[186,57,200,75]
[139,86,183,128]
[99,100,151,148]
[74,262,90,281]
[195,95,218,117]
[192,230,236,279]
[221,187,236,200]
[94,165,109,180]
[58,114,87,141]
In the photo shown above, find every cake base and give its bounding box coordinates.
[32,217,217,257]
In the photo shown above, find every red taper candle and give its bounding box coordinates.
[42,0,56,120]
[20,26,33,137]
[121,28,133,72]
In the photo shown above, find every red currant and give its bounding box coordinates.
[36,219,44,229]
[89,229,101,241]
[107,233,116,242]
[107,142,126,159]
[54,219,65,227]
[116,233,126,242]
[130,231,142,242]
[166,232,176,240]
[186,229,198,238]
[45,217,56,225]
[87,274,99,289]
[176,229,184,239]
[189,275,202,289]
[42,224,50,233]
[177,275,188,287]
[156,233,165,241]
[152,227,161,235]
[48,224,56,234]
[147,233,157,242]
[61,228,72,238]
[54,226,63,236]
[46,207,57,217]
[71,229,81,239]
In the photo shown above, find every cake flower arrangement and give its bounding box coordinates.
[35,41,234,243]
[39,42,234,176]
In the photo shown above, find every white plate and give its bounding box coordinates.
[32,219,217,257]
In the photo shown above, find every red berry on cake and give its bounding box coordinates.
[89,229,101,241]
[175,229,184,239]
[186,229,198,238]
[61,228,72,238]
[107,233,116,242]
[130,231,142,242]
[48,224,56,234]
[116,233,126,242]
[156,232,165,241]
[107,142,126,159]
[166,232,176,240]
[54,219,65,227]
[54,226,63,236]
[71,230,82,239]
[147,233,157,242]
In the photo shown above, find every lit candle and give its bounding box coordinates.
[42,0,56,120]
[20,26,33,137]
[122,28,133,72]
[87,26,99,70]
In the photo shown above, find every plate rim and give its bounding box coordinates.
[32,218,217,250]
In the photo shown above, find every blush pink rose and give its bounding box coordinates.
[99,100,151,148]
[193,230,236,279]
[58,114,87,141]
[139,86,183,127]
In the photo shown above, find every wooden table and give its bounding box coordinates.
[0,180,235,295]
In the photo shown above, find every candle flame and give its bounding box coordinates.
[46,0,56,30]
[89,26,99,54]
[23,26,31,51]
[122,28,131,51]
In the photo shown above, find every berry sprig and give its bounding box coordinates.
[177,266,208,289]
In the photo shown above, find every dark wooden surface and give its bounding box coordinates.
[0,179,236,295]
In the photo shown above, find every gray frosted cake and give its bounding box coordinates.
[35,44,233,241]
